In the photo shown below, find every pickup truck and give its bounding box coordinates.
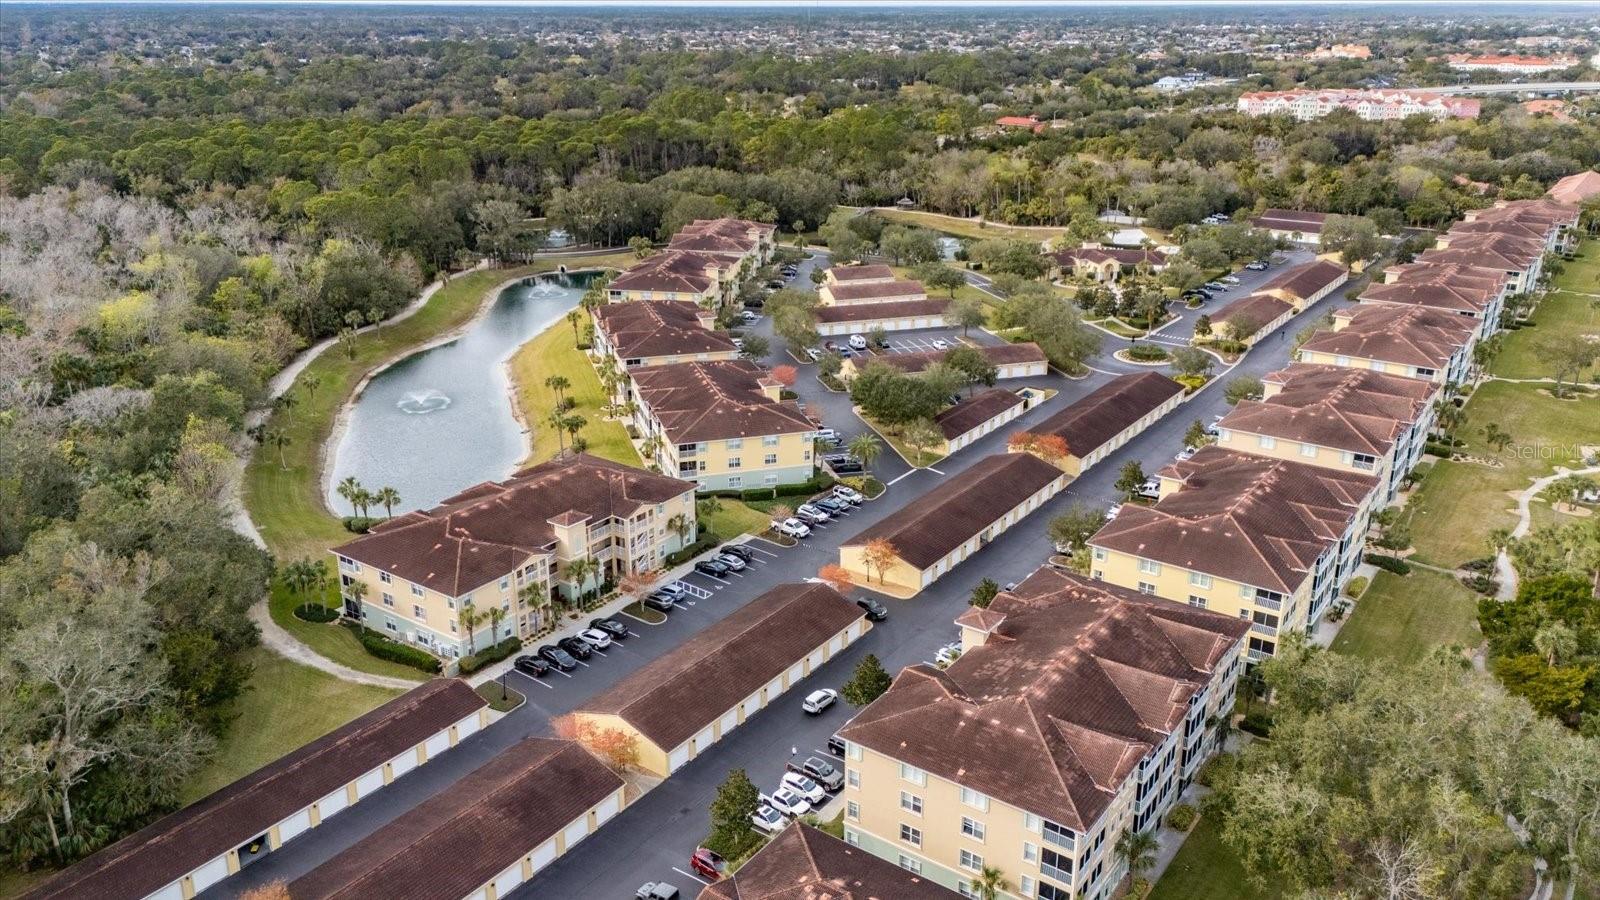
[786,755,844,791]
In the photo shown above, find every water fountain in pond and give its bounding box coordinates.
[396,389,453,415]
[528,280,562,297]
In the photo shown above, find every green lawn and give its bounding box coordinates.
[1150,813,1278,900]
[508,309,640,468]
[870,208,1068,243]
[181,648,403,802]
[1403,459,1520,567]
[270,582,427,681]
[1491,292,1600,380]
[700,498,778,540]
[1330,570,1483,663]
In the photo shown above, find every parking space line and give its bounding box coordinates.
[590,648,608,657]
[554,668,573,678]
[523,676,556,690]
[627,630,641,637]
[574,659,591,668]
[672,868,711,886]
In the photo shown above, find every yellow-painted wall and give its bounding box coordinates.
[1088,545,1310,634]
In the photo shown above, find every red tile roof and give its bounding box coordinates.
[934,388,1025,440]
[1252,209,1328,234]
[1257,258,1347,301]
[814,298,950,324]
[1028,373,1184,457]
[610,250,727,295]
[828,263,896,283]
[593,299,737,360]
[1212,292,1293,332]
[825,279,928,303]
[1300,305,1476,370]
[1223,364,1435,457]
[1548,171,1600,205]
[632,359,817,444]
[840,568,1246,831]
[869,341,1047,375]
[700,823,964,900]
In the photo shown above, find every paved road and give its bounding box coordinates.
[216,252,1365,899]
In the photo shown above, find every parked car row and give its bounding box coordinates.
[753,756,847,834]
[511,616,631,678]
[771,484,863,538]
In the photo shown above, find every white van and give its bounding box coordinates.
[847,333,867,351]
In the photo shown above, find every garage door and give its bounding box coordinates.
[595,792,621,825]
[455,714,481,741]
[191,855,231,894]
[719,708,738,736]
[787,662,803,684]
[464,890,487,900]
[278,808,312,844]
[915,318,929,328]
[530,839,557,873]
[319,788,349,819]
[389,749,418,779]
[563,818,590,849]
[742,694,761,718]
[494,864,523,896]
[355,768,385,798]
[829,634,844,655]
[425,731,450,758]
[765,676,784,701]
[694,725,714,753]
[149,882,184,900]
[847,621,862,641]
[669,744,691,772]
[807,649,823,671]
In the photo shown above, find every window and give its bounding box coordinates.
[385,621,397,632]
[449,620,458,633]
[899,824,922,847]
[1092,547,1106,561]
[726,438,744,450]
[1137,558,1162,576]
[962,817,986,841]
[764,453,778,465]
[900,792,923,815]
[1023,842,1039,864]
[847,768,860,789]
[1415,367,1436,378]
[1188,571,1212,589]
[899,763,927,786]
[499,577,510,591]
[727,457,742,469]
[846,801,860,821]
[381,592,395,607]
[844,830,860,847]
[1257,434,1277,450]
[1137,582,1156,595]
[1299,442,1318,458]
[1020,875,1036,898]
[379,571,392,584]
[1024,812,1042,834]
[959,849,984,872]
[1040,847,1074,883]
[727,476,742,488]
[848,741,862,761]
[1036,880,1070,900]
[413,604,426,620]
[960,786,990,811]
[411,583,425,597]
[897,855,922,874]
[763,435,780,447]
[1188,595,1207,609]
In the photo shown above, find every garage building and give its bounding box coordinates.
[932,388,1030,454]
[815,298,951,337]
[288,737,622,900]
[571,582,868,777]
[25,679,487,900]
[1013,372,1184,476]
[838,453,1067,594]
[840,342,1049,382]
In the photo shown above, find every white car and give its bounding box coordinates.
[1106,503,1123,521]
[935,644,962,667]
[804,348,824,361]
[741,310,759,322]
[802,688,838,714]
[774,517,811,539]
[732,338,745,351]
[578,628,613,650]
[848,333,868,351]
[781,772,828,805]
[1135,477,1161,500]
[931,338,951,351]
[715,552,747,571]
[1176,445,1198,462]
[796,503,831,523]
[832,485,864,504]
[764,787,812,818]
[751,805,786,834]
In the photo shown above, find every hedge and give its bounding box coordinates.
[341,516,381,534]
[739,474,838,502]
[1126,344,1169,361]
[667,537,720,567]
[294,602,340,623]
[346,624,442,673]
[1343,576,1368,599]
[1211,338,1248,354]
[459,637,522,675]
[1365,553,1411,575]
[1424,441,1456,458]
[1239,710,1274,737]
[1165,803,1199,832]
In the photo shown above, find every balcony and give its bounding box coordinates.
[1252,592,1283,612]
[1251,622,1279,638]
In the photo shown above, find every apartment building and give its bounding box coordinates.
[1370,262,1509,329]
[1459,198,1582,252]
[666,217,778,267]
[1250,209,1328,244]
[1297,303,1478,385]
[607,250,741,307]
[1048,245,1170,282]
[1236,89,1479,122]
[1209,292,1294,345]
[1416,233,1545,296]
[572,582,866,777]
[331,454,697,658]
[702,823,963,900]
[629,358,818,491]
[933,388,1029,455]
[1088,446,1379,652]
[1548,170,1600,206]
[1446,53,1579,74]
[1219,364,1439,503]
[591,299,739,370]
[1254,258,1349,308]
[1014,372,1185,476]
[838,453,1066,594]
[838,568,1248,900]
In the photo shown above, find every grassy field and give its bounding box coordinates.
[700,497,778,539]
[508,309,640,468]
[1150,814,1278,900]
[1330,570,1483,663]
[870,207,1068,242]
[1492,293,1600,381]
[270,582,427,681]
[181,648,403,802]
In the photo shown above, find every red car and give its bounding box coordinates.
[690,847,727,881]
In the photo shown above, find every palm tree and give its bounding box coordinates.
[566,310,583,347]
[352,487,374,518]
[344,579,369,629]
[562,414,587,450]
[1115,828,1160,890]
[487,605,508,646]
[373,486,401,518]
[847,433,882,479]
[336,476,366,516]
[666,512,693,548]
[565,557,599,603]
[265,429,291,469]
[301,372,322,402]
[544,375,571,404]
[275,392,297,416]
[547,409,568,453]
[459,603,482,655]
[973,865,1011,900]
[641,435,664,461]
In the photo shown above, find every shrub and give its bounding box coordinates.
[1174,374,1207,393]
[666,537,720,566]
[458,637,522,675]
[1343,576,1368,599]
[1406,461,1433,484]
[1460,573,1498,595]
[1424,441,1456,458]
[1461,557,1497,573]
[347,624,442,673]
[1211,338,1248,354]
[1365,553,1411,575]
[341,516,380,534]
[819,374,846,392]
[1165,804,1199,832]
[1194,753,1236,789]
[1239,710,1275,737]
[293,602,340,623]
[1126,344,1169,361]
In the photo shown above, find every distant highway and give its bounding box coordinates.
[1430,81,1600,96]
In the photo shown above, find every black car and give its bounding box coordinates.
[720,544,755,563]
[513,654,551,677]
[815,496,847,515]
[695,559,731,578]
[856,598,888,621]
[538,644,578,671]
[743,297,765,309]
[828,459,864,476]
[826,734,847,757]
[590,617,629,639]
[557,636,593,660]
[644,591,677,612]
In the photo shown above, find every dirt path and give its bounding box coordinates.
[1495,462,1600,600]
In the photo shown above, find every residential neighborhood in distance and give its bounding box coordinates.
[5,4,1600,900]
